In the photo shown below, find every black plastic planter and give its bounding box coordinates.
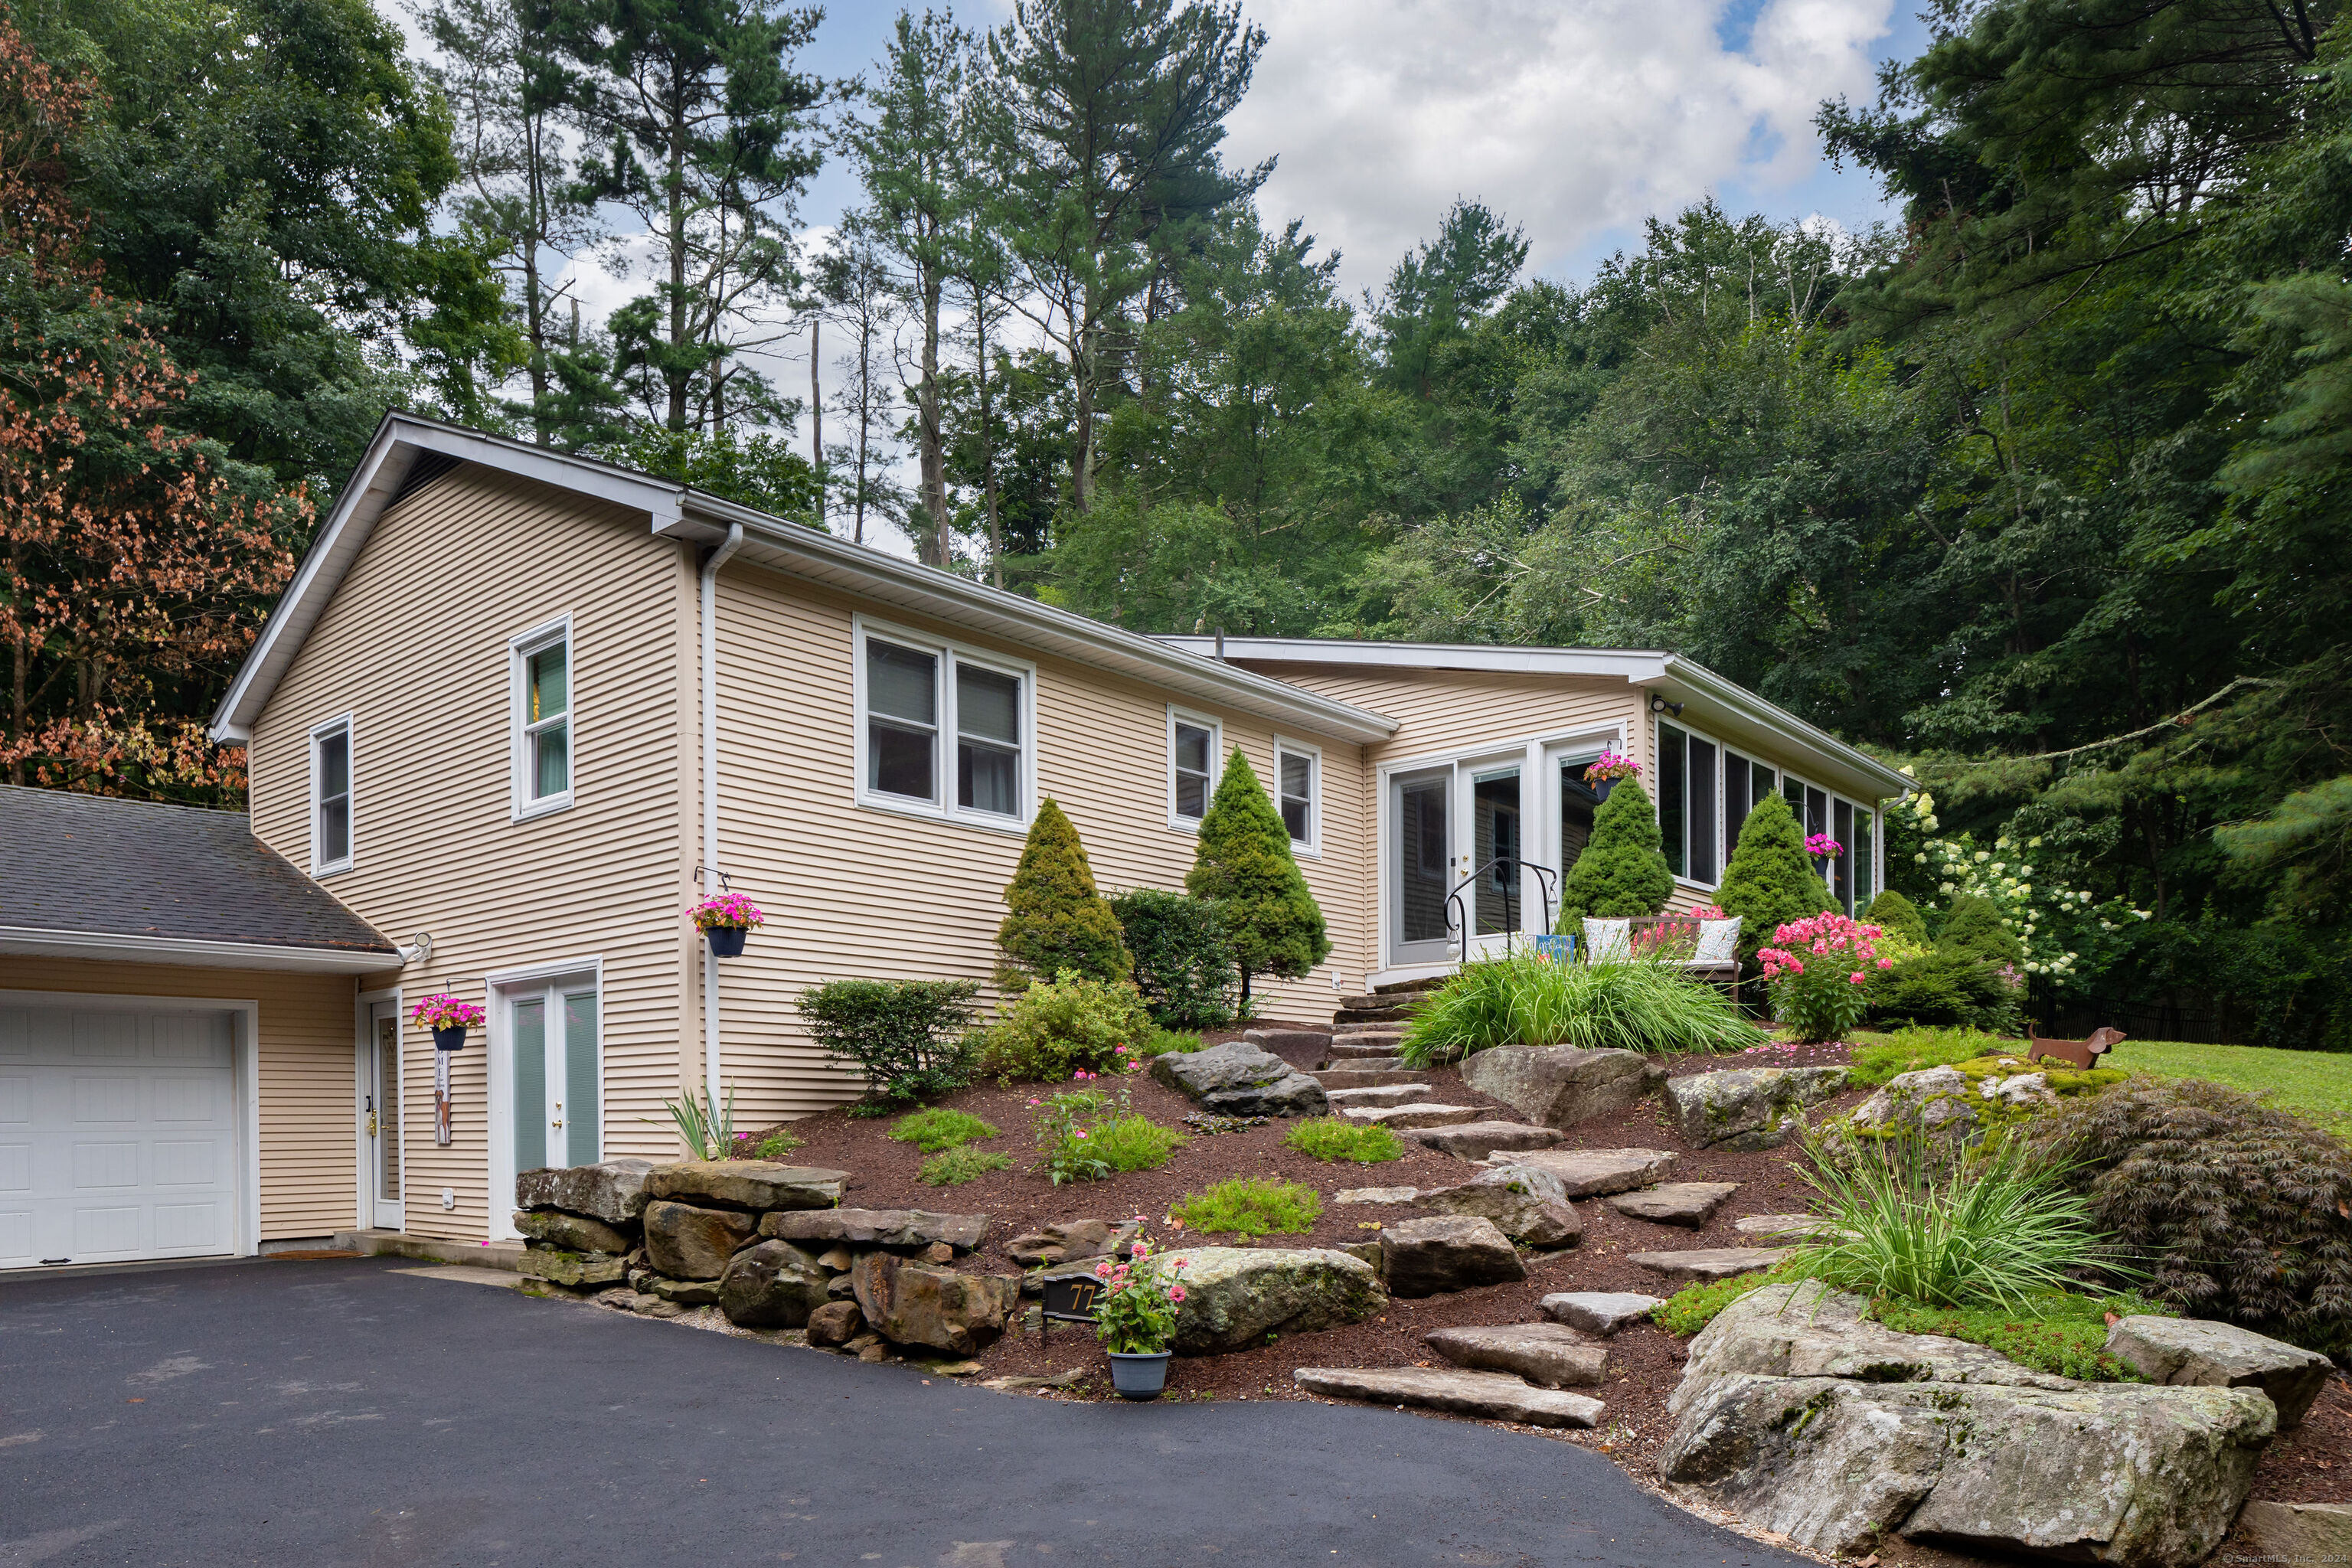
[705,925,750,958]
[433,1025,469,1052]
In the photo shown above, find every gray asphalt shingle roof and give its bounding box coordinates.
[0,786,396,955]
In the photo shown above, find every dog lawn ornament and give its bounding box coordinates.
[2026,1026,2125,1071]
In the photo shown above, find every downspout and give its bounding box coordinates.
[699,522,745,1118]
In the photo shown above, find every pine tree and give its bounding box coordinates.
[1554,779,1674,925]
[996,797,1129,985]
[1862,888,1928,946]
[1187,750,1329,1003]
[1714,793,1834,949]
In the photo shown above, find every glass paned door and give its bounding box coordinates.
[1392,767,1455,966]
[510,978,600,1177]
[362,1001,402,1228]
[1471,766,1522,938]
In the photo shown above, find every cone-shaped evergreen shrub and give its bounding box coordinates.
[1714,792,1834,950]
[997,798,1129,986]
[1863,888,1929,946]
[1187,750,1329,1001]
[1553,778,1674,925]
[1938,893,2024,964]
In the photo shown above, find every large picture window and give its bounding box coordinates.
[1656,720,1722,886]
[509,616,573,820]
[854,620,1033,828]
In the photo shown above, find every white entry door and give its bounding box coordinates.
[358,1000,403,1230]
[510,977,601,1177]
[0,999,240,1268]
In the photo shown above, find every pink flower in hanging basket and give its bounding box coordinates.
[1804,832,1844,859]
[1584,748,1642,783]
[410,993,484,1031]
[689,892,766,931]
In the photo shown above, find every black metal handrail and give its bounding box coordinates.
[1443,857,1559,965]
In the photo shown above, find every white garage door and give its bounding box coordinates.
[0,1001,241,1269]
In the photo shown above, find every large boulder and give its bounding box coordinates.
[644,1160,848,1213]
[1166,1246,1386,1354]
[1415,1168,1583,1248]
[2105,1315,2335,1429]
[1004,1218,1138,1268]
[516,1247,627,1288]
[850,1253,1017,1355]
[514,1159,655,1224]
[1660,1283,2276,1565]
[1459,1045,1665,1129]
[2239,1502,2352,1563]
[1662,1067,1847,1151]
[760,1208,988,1253]
[512,1208,635,1255]
[1379,1215,1526,1297]
[1151,1040,1328,1117]
[1483,1146,1676,1197]
[718,1240,830,1328]
[1847,1066,1978,1147]
[641,1199,759,1279]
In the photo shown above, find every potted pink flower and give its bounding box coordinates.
[690,892,765,957]
[1093,1227,1188,1400]
[1804,832,1844,861]
[1583,749,1642,801]
[411,993,485,1052]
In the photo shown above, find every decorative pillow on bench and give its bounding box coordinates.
[1582,918,1631,964]
[1691,917,1742,966]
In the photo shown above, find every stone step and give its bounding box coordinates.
[1405,1121,1563,1160]
[1331,1023,1407,1042]
[1323,1083,1432,1109]
[1338,1102,1484,1131]
[1243,1027,1332,1053]
[1540,1292,1664,1336]
[1311,1068,1427,1089]
[1338,994,1394,1011]
[1320,1054,1407,1072]
[1334,1185,1419,1205]
[1425,1323,1609,1389]
[1293,1366,1604,1429]
[1733,1213,1844,1242]
[1327,1040,1406,1060]
[1603,1181,1740,1229]
[1628,1246,1792,1284]
[1333,1013,1413,1031]
[1478,1147,1677,1198]
[1371,976,1447,995]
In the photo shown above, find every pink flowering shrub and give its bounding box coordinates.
[1584,748,1642,783]
[689,891,766,930]
[1093,1223,1189,1354]
[1758,913,1890,1044]
[410,993,485,1032]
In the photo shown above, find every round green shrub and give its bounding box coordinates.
[997,798,1130,986]
[1863,888,1929,946]
[1554,777,1674,923]
[1938,893,2024,965]
[1714,793,1834,955]
[2026,1076,2352,1354]
[1109,887,1237,1028]
[977,970,1155,1083]
[1187,751,1330,1001]
[1867,948,2024,1034]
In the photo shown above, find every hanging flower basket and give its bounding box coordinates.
[412,993,484,1052]
[691,892,766,958]
[1583,749,1642,801]
[1805,833,1844,861]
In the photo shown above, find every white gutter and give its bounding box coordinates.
[0,926,404,974]
[698,523,746,1117]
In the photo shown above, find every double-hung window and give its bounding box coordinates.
[1656,719,1721,885]
[1276,739,1318,852]
[311,716,352,874]
[511,617,573,819]
[1169,710,1219,828]
[856,619,1032,827]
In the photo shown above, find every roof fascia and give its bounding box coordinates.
[671,496,1398,743]
[0,925,405,974]
[210,414,686,743]
[1657,656,1913,799]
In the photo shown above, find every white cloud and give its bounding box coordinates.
[1227,0,1896,292]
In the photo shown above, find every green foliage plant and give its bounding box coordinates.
[658,1083,736,1159]
[886,1107,999,1153]
[1782,1136,2131,1311]
[798,978,982,1110]
[919,1146,1012,1186]
[1867,948,2023,1034]
[1713,794,1835,957]
[1086,1114,1187,1173]
[1169,1176,1321,1238]
[978,969,1155,1083]
[1110,887,1239,1027]
[1398,949,1766,1065]
[728,1127,801,1160]
[1090,1240,1190,1355]
[1186,751,1331,1003]
[1284,1117,1405,1163]
[1553,778,1674,923]
[1869,1292,2171,1382]
[2025,1076,2352,1354]
[1938,893,2025,965]
[998,799,1131,986]
[1862,889,1929,946]
[1030,1084,1116,1184]
[1848,1026,2020,1086]
[1757,912,1888,1044]
[1651,1263,1800,1334]
[1135,1027,1204,1058]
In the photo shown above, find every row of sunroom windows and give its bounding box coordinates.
[1649,720,1877,914]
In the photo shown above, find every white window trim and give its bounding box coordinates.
[309,712,355,875]
[1272,735,1322,858]
[1166,706,1223,832]
[508,613,575,823]
[851,613,1037,835]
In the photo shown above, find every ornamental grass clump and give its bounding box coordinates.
[1759,912,1893,1044]
[1284,1117,1405,1163]
[1782,1135,2131,1311]
[886,1107,998,1153]
[1398,949,1766,1064]
[1169,1176,1321,1238]
[919,1146,1012,1186]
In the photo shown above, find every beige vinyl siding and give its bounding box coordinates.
[0,957,357,1240]
[245,465,697,1242]
[702,565,1370,1125]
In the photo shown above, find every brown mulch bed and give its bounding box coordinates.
[748,1026,2350,1537]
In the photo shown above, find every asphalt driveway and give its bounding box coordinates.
[0,1257,1804,1567]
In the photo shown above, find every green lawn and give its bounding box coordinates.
[2105,1039,2352,1138]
